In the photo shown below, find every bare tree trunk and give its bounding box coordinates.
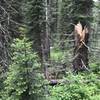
[42,0,50,78]
[57,0,62,34]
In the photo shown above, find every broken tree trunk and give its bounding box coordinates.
[73,22,89,73]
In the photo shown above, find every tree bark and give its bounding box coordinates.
[71,0,93,73]
[42,0,50,78]
[73,22,89,73]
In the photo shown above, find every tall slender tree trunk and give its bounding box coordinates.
[42,0,50,78]
[57,0,62,34]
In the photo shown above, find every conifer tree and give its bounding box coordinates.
[0,0,23,72]
[25,0,51,78]
[2,36,45,100]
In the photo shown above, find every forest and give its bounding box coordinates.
[0,0,100,100]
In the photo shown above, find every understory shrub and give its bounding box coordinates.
[48,71,100,100]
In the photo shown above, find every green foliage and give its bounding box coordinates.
[1,37,45,100]
[48,71,100,100]
[51,49,65,62]
[90,63,100,74]
[0,0,99,100]
[25,0,45,41]
[23,0,46,58]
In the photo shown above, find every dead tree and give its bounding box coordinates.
[73,22,89,73]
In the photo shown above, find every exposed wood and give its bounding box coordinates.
[73,22,89,73]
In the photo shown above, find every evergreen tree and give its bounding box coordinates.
[0,0,23,72]
[26,0,45,59]
[1,36,45,100]
[90,0,100,61]
[0,0,23,96]
[59,0,73,50]
[25,0,51,78]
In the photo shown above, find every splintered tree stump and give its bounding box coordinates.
[73,22,89,73]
